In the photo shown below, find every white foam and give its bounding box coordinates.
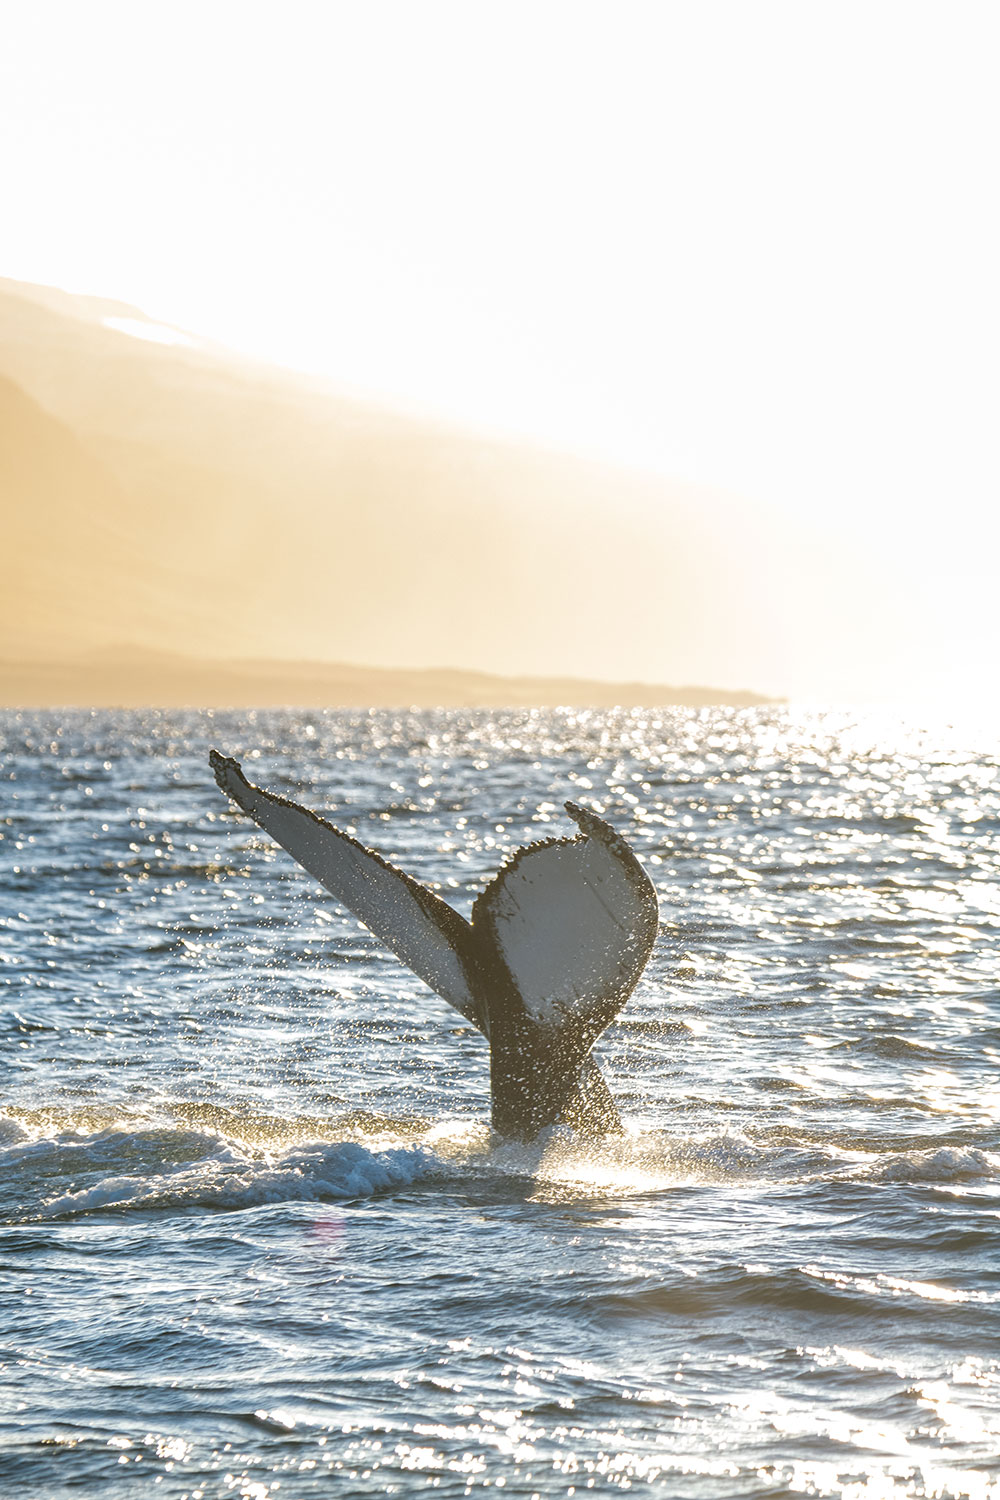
[9,1112,997,1219]
[39,1134,440,1217]
[460,1124,828,1194]
[4,1117,832,1218]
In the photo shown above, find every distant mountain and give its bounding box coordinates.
[0,648,778,708]
[1,276,784,695]
[1,376,185,657]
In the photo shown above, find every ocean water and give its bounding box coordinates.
[1,706,999,1500]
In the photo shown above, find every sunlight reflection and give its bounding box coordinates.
[103,315,197,347]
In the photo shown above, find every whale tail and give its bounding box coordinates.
[209,751,658,1138]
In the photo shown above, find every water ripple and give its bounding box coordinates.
[2,707,999,1497]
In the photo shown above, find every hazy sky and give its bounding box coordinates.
[3,1,999,705]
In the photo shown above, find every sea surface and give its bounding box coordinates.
[1,707,999,1500]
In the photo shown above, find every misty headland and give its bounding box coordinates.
[3,276,788,708]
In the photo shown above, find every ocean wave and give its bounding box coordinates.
[3,1108,998,1222]
[0,1114,816,1220]
[0,1119,441,1218]
[423,1122,1000,1197]
[0,1113,30,1147]
[592,1261,1000,1325]
[436,1123,843,1195]
[866,1145,1000,1184]
[42,1139,439,1216]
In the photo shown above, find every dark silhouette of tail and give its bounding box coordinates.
[210,752,658,1138]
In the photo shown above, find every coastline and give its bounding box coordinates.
[0,653,779,710]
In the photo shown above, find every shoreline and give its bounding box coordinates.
[0,655,779,710]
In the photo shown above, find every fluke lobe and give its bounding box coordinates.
[209,752,659,1140]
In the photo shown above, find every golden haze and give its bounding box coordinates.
[2,278,794,706]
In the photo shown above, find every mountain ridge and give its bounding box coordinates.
[1,276,787,696]
[0,646,779,709]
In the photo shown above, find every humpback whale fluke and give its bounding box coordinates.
[209,751,659,1139]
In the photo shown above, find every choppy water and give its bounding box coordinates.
[2,707,999,1499]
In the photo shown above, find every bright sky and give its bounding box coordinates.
[3,1,999,705]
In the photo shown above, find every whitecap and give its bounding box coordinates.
[41,1135,440,1217]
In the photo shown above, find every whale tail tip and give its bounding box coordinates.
[209,749,252,811]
